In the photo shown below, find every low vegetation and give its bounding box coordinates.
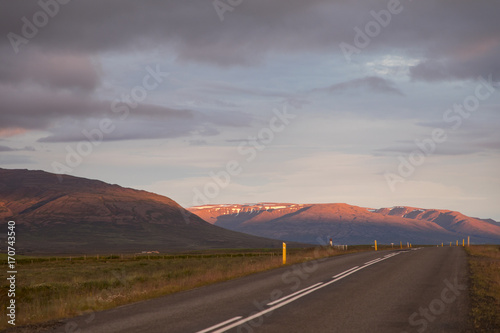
[0,245,378,330]
[465,245,500,332]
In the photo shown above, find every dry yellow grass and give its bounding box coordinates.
[1,246,370,330]
[465,245,500,332]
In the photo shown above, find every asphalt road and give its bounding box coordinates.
[45,247,469,333]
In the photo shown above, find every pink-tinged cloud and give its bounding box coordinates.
[455,37,500,63]
[0,50,101,92]
[0,127,27,138]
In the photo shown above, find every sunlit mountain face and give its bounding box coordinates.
[0,169,296,254]
[189,203,500,245]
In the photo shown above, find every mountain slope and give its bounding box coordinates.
[188,203,500,245]
[372,206,500,237]
[0,169,294,254]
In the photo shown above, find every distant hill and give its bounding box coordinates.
[188,203,500,245]
[477,218,500,226]
[0,169,296,254]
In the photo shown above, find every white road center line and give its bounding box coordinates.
[195,316,243,333]
[203,251,402,333]
[333,265,360,278]
[267,282,324,306]
[364,258,383,265]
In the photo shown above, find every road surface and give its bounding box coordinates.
[45,247,469,333]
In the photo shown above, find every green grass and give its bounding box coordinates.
[0,253,32,261]
[465,245,500,332]
[0,246,377,329]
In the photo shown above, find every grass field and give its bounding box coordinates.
[465,245,500,332]
[0,245,380,330]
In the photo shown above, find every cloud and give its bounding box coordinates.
[0,145,36,153]
[0,145,14,152]
[374,145,479,157]
[0,81,252,142]
[311,76,404,96]
[374,126,500,157]
[199,81,294,99]
[0,49,101,92]
[1,0,498,144]
[188,139,208,146]
[0,128,28,138]
[1,1,498,81]
[0,49,254,143]
[33,105,251,143]
[0,154,35,165]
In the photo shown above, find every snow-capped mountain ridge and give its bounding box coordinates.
[188,203,500,244]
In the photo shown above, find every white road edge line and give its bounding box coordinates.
[207,252,403,333]
[333,266,360,278]
[195,316,243,333]
[267,282,324,306]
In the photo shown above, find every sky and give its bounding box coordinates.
[1,0,499,220]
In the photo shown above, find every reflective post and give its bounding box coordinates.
[282,242,286,265]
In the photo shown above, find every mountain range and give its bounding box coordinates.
[2,168,499,254]
[188,203,500,245]
[0,168,293,254]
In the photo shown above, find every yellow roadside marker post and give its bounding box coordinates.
[400,241,402,249]
[374,240,377,251]
[462,239,465,247]
[468,236,470,247]
[456,240,458,246]
[282,242,286,265]
[441,243,443,247]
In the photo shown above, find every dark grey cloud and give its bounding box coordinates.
[1,0,498,80]
[0,76,252,142]
[410,55,500,82]
[199,81,294,99]
[188,139,208,146]
[0,145,35,152]
[0,145,14,152]
[311,76,404,96]
[375,117,500,157]
[1,0,498,145]
[0,51,252,143]
[32,105,249,143]
[374,145,479,157]
[0,83,104,130]
[0,48,100,92]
